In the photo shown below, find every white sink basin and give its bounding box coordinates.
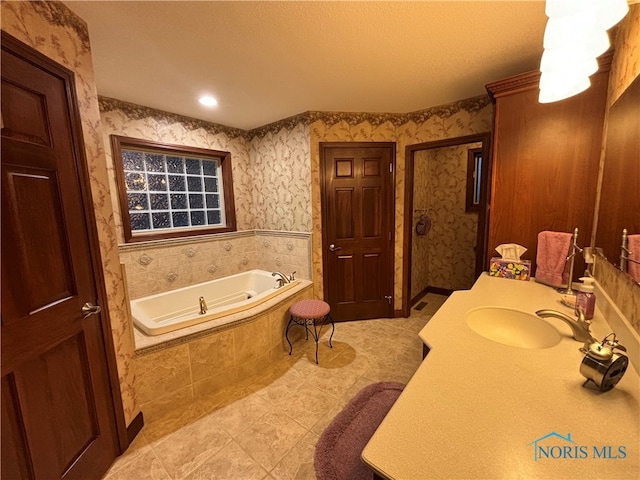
[465,307,561,349]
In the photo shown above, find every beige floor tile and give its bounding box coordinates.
[151,414,231,478]
[235,410,308,471]
[275,381,336,429]
[270,431,319,480]
[142,401,207,444]
[185,440,268,480]
[105,298,449,480]
[104,431,150,474]
[209,391,273,437]
[250,363,306,403]
[103,449,170,480]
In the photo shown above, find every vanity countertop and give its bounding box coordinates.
[362,274,640,479]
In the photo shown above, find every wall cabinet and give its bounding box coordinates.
[485,58,610,278]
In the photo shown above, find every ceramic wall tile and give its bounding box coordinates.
[135,285,313,422]
[189,329,235,382]
[1,0,139,425]
[135,343,191,405]
[593,256,640,333]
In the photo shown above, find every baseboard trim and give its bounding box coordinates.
[126,411,144,446]
[410,286,453,307]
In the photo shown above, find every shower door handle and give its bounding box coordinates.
[328,244,341,252]
[81,302,102,318]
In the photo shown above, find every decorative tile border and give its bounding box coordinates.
[118,229,254,252]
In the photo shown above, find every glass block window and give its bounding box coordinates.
[111,136,236,242]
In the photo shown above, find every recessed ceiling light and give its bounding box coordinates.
[198,95,218,107]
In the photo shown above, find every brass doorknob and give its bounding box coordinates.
[81,302,102,318]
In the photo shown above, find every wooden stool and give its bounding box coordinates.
[286,299,334,364]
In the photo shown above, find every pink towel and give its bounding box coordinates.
[535,231,572,287]
[628,235,640,283]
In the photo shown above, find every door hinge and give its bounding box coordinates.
[388,231,391,241]
[384,295,392,304]
[389,163,393,173]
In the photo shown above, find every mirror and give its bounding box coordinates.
[594,74,640,283]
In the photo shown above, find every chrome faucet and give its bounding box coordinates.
[272,271,290,288]
[536,308,596,344]
[198,296,207,315]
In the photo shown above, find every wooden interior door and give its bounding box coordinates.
[321,143,395,321]
[1,33,120,479]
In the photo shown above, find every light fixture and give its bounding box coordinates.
[198,95,218,107]
[539,73,591,104]
[538,0,630,103]
[545,0,629,31]
[540,49,599,77]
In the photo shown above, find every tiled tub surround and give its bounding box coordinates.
[120,230,311,300]
[134,282,313,423]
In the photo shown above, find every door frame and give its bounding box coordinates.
[1,31,129,453]
[319,142,396,319]
[402,132,492,316]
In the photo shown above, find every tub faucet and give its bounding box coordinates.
[535,308,596,344]
[198,296,207,315]
[272,271,290,288]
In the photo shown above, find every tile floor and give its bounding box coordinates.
[103,293,448,480]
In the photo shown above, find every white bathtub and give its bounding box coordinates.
[131,269,298,336]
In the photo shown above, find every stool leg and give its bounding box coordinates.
[327,314,335,349]
[312,320,319,364]
[285,316,295,355]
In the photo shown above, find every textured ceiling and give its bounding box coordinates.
[65,1,548,130]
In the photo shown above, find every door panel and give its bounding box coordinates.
[321,144,394,321]
[1,34,119,480]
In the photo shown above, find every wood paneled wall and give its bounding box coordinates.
[486,62,610,278]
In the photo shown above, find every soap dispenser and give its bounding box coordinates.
[575,277,596,320]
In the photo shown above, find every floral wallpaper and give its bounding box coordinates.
[1,1,139,425]
[592,4,640,334]
[411,143,480,298]
[99,97,253,239]
[102,94,493,312]
[310,97,494,308]
[250,123,312,231]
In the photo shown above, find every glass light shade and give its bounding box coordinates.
[545,0,598,19]
[594,0,629,31]
[543,18,610,57]
[540,48,599,77]
[545,0,629,31]
[543,12,598,50]
[539,72,591,103]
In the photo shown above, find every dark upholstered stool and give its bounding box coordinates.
[286,299,335,364]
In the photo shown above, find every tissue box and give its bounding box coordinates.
[489,258,531,280]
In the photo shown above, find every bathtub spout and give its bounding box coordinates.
[272,271,290,287]
[198,296,207,315]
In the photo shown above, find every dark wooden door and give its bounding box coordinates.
[321,143,394,321]
[1,34,120,479]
